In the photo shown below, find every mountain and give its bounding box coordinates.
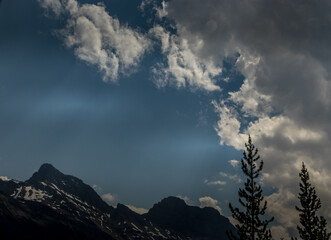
[0,164,235,240]
[145,196,236,239]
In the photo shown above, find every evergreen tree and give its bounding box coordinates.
[227,135,274,240]
[293,162,330,240]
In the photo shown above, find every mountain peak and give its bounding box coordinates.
[154,196,187,209]
[39,163,59,172]
[27,163,64,184]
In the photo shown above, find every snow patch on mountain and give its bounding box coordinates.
[0,176,10,181]
[11,186,52,202]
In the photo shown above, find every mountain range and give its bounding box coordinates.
[0,163,235,240]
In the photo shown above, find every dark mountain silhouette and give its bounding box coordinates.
[0,163,235,240]
[145,196,236,240]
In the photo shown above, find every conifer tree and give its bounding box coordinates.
[293,162,330,240]
[227,135,274,240]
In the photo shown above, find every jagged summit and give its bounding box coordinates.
[27,163,64,183]
[24,163,111,212]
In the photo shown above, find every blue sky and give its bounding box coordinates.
[2,0,331,238]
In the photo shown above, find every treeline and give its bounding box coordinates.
[227,136,330,240]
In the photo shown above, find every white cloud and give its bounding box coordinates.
[228,160,239,168]
[126,205,149,215]
[219,172,241,183]
[204,179,227,186]
[38,0,150,82]
[150,25,222,92]
[212,100,246,150]
[139,0,152,12]
[155,1,168,19]
[102,193,117,203]
[199,196,222,214]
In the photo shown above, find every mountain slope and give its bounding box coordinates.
[0,191,112,240]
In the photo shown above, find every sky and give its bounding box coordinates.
[1,0,331,238]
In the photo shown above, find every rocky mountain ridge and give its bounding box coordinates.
[0,163,235,240]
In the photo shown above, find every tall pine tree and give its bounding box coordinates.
[293,162,330,240]
[227,135,273,240]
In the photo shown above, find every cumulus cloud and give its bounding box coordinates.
[38,0,150,82]
[159,0,331,235]
[102,193,117,203]
[149,25,222,92]
[199,196,222,214]
[126,205,149,215]
[265,188,298,237]
[212,100,247,150]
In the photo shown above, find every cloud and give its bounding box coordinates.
[38,0,150,82]
[219,172,241,183]
[270,225,290,240]
[228,160,239,168]
[204,179,227,186]
[176,195,194,205]
[199,196,222,214]
[126,205,149,215]
[212,100,247,150]
[38,0,62,16]
[154,1,168,19]
[160,0,331,235]
[265,188,299,238]
[102,193,117,203]
[149,25,222,92]
[92,184,103,193]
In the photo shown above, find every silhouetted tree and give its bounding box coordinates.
[227,135,274,240]
[293,162,330,240]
